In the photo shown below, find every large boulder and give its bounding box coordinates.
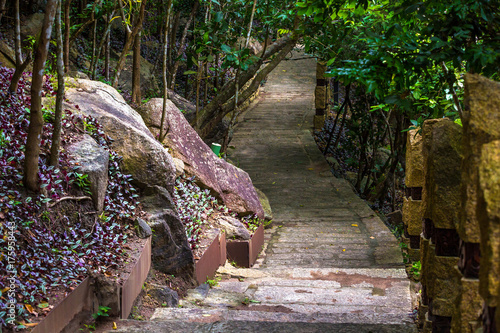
[141,186,195,279]
[62,78,176,191]
[67,134,109,212]
[138,98,265,218]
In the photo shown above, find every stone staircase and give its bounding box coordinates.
[108,50,417,333]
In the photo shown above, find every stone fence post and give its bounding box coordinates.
[460,74,500,333]
[314,60,327,130]
[418,118,463,332]
[403,129,424,261]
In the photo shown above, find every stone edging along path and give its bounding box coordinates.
[109,50,417,332]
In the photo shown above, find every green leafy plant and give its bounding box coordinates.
[206,276,221,288]
[92,306,111,320]
[410,261,422,279]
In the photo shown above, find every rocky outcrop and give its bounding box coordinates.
[62,78,176,191]
[67,134,109,212]
[138,98,264,218]
[141,186,195,279]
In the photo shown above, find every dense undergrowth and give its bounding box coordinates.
[0,67,138,330]
[173,176,263,250]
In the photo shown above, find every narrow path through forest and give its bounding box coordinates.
[111,50,417,332]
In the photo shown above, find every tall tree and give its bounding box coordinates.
[131,30,142,104]
[159,0,174,142]
[8,0,32,94]
[50,0,65,167]
[24,0,58,192]
[63,0,72,72]
[112,0,147,88]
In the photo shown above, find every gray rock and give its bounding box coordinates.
[195,283,210,297]
[135,217,152,238]
[172,158,185,178]
[385,210,403,228]
[21,13,45,37]
[67,134,109,212]
[218,216,251,240]
[141,185,176,212]
[66,71,89,79]
[63,78,176,191]
[326,156,341,171]
[147,210,194,279]
[148,284,179,307]
[91,273,121,317]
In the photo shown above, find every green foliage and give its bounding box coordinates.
[297,0,500,121]
[410,261,421,279]
[92,306,111,320]
[206,276,221,287]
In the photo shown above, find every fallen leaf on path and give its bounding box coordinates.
[351,224,358,227]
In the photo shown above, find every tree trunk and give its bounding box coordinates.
[197,35,296,136]
[24,0,58,192]
[131,30,142,104]
[112,0,147,88]
[159,0,173,142]
[90,15,97,79]
[0,0,7,24]
[245,0,258,48]
[63,0,71,72]
[169,0,199,89]
[92,8,115,79]
[105,12,111,81]
[199,35,298,138]
[9,0,32,94]
[50,0,65,167]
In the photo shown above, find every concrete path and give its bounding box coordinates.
[111,51,416,332]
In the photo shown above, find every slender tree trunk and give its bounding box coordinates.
[214,53,219,91]
[50,0,65,167]
[9,0,32,94]
[131,30,142,104]
[63,0,71,72]
[112,0,147,88]
[90,16,97,79]
[169,0,199,89]
[195,61,202,129]
[105,12,111,81]
[245,0,258,48]
[24,0,58,192]
[93,9,115,79]
[159,0,173,142]
[0,0,7,24]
